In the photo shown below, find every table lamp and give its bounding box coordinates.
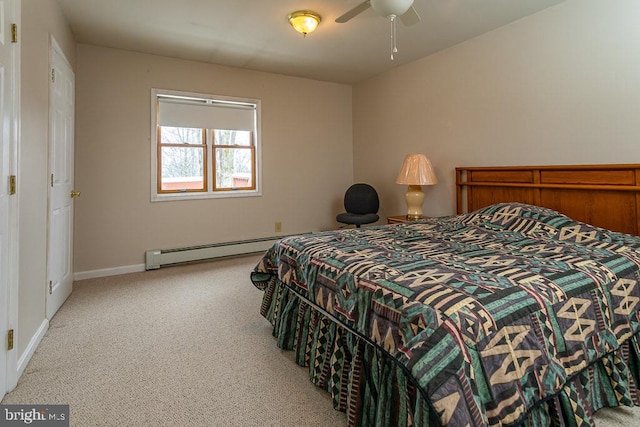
[395,154,438,220]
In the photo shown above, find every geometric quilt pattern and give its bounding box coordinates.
[252,203,640,426]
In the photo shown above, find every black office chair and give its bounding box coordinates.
[336,183,380,228]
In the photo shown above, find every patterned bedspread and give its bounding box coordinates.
[252,203,640,426]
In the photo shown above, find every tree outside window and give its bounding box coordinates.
[159,127,206,192]
[214,130,254,190]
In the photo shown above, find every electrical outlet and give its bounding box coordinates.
[275,222,282,232]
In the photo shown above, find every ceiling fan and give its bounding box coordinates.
[335,0,421,60]
[335,0,421,26]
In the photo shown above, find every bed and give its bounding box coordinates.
[251,164,640,426]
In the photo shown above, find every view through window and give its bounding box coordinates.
[151,89,261,201]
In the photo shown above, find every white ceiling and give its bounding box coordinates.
[56,0,565,84]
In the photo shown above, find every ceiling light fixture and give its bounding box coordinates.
[334,0,420,60]
[371,0,415,60]
[288,10,321,37]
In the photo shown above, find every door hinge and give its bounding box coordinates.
[51,68,55,83]
[7,329,14,350]
[11,24,17,43]
[9,175,16,195]
[49,281,53,295]
[51,173,54,187]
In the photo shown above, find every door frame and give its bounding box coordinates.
[1,0,21,400]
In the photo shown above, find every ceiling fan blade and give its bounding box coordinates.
[400,5,421,26]
[335,1,371,23]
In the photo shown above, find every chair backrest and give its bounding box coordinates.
[344,183,379,215]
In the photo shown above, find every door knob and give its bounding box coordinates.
[70,190,81,198]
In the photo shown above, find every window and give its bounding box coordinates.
[213,129,254,191]
[151,89,261,201]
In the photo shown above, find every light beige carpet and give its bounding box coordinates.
[2,254,639,426]
[2,255,345,426]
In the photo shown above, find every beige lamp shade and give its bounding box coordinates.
[395,154,437,220]
[395,154,438,185]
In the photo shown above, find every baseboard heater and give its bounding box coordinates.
[145,236,283,270]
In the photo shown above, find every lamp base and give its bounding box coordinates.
[405,185,425,219]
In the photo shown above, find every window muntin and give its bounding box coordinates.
[151,89,261,201]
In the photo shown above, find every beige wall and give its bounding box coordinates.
[19,0,75,355]
[353,0,640,220]
[74,45,353,273]
[18,0,640,369]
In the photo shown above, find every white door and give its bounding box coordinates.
[0,0,19,401]
[47,37,75,319]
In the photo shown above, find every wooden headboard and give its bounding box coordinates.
[456,164,640,236]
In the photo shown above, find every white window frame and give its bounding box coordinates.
[150,88,262,202]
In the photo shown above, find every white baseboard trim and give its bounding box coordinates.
[17,319,49,379]
[74,264,146,281]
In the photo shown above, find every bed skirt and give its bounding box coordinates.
[255,274,640,427]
